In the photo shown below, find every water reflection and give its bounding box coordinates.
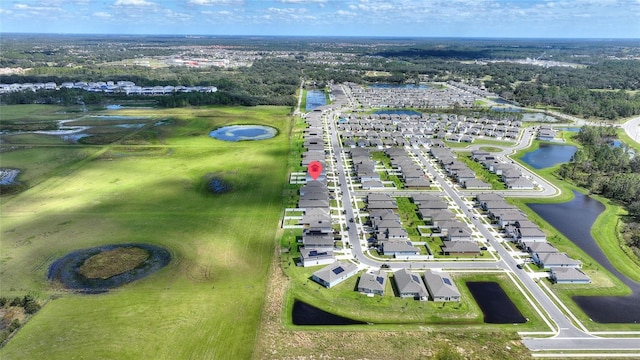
[209,125,277,142]
[292,300,364,325]
[529,191,640,323]
[521,143,577,169]
[466,282,527,324]
[305,90,327,111]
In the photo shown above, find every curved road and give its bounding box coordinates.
[317,84,640,354]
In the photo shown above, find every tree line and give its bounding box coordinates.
[557,126,640,259]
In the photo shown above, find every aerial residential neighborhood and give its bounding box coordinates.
[1,2,640,358]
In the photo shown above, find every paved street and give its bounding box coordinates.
[314,84,640,355]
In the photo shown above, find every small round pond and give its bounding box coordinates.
[466,281,527,324]
[209,125,277,142]
[292,300,365,325]
[48,243,171,294]
[520,143,577,169]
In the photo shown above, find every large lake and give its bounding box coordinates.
[520,143,577,169]
[528,191,640,323]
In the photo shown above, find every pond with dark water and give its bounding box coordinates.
[209,125,277,142]
[48,243,171,294]
[305,90,327,111]
[466,281,527,324]
[292,300,365,325]
[520,143,577,169]
[528,191,640,323]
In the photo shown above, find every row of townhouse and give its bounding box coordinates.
[471,150,536,190]
[385,147,432,189]
[311,262,462,303]
[344,82,484,109]
[477,193,590,284]
[337,112,522,149]
[347,147,384,189]
[297,108,335,268]
[429,147,492,190]
[411,193,481,255]
[0,81,217,95]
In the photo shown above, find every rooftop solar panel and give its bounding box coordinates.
[411,274,420,283]
[376,276,384,285]
[332,266,344,275]
[443,278,452,286]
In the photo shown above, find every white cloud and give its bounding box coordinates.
[93,11,113,18]
[276,0,327,3]
[188,0,244,5]
[114,0,155,6]
[164,8,192,20]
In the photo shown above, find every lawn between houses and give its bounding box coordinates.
[510,139,640,332]
[0,105,292,359]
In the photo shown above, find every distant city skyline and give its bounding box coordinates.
[1,0,639,38]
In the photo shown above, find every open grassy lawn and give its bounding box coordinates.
[0,105,292,359]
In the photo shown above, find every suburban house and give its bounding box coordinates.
[393,269,428,300]
[311,261,359,288]
[549,267,591,284]
[491,209,529,228]
[380,227,410,240]
[357,270,387,296]
[446,227,473,241]
[464,178,492,190]
[300,248,335,267]
[300,208,332,233]
[379,240,420,257]
[515,227,547,243]
[524,241,559,263]
[536,252,582,269]
[302,229,334,250]
[506,177,535,190]
[441,241,480,255]
[423,270,461,302]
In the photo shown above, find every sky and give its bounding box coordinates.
[0,0,639,38]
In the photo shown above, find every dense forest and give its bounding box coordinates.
[2,35,640,117]
[557,126,640,259]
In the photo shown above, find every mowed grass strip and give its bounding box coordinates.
[0,105,292,360]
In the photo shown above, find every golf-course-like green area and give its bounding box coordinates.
[0,105,292,359]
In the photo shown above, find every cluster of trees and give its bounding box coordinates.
[557,126,640,259]
[512,83,640,119]
[0,295,41,345]
[3,36,640,117]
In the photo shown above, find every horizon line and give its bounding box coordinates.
[1,32,639,41]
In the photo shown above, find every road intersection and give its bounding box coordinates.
[313,84,640,357]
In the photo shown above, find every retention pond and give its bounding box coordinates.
[292,300,365,325]
[466,281,527,324]
[209,125,277,142]
[520,143,577,169]
[528,191,640,323]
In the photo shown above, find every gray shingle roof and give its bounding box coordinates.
[423,270,461,300]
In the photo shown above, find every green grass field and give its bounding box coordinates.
[0,105,292,359]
